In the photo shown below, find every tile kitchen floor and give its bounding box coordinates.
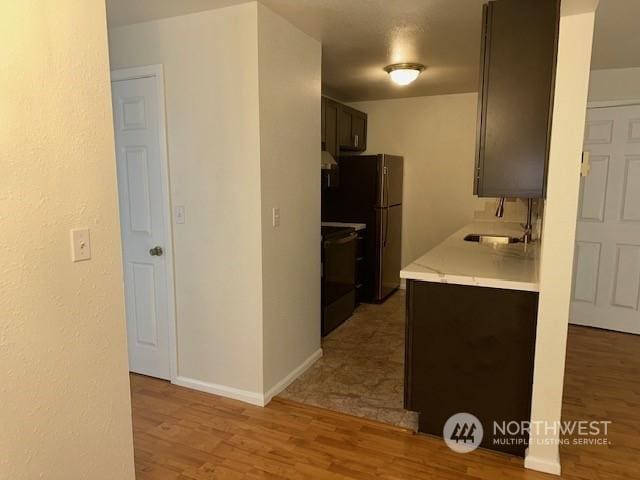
[278,290,418,429]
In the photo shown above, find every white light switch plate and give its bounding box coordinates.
[175,205,185,224]
[71,228,91,262]
[272,207,280,227]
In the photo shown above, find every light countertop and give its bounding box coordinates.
[400,222,540,292]
[321,222,367,232]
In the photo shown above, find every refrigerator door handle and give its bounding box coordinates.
[384,207,389,247]
[383,165,389,208]
[383,166,390,247]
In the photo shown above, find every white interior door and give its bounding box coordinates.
[111,69,173,379]
[570,103,640,334]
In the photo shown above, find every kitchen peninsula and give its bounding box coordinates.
[401,222,540,456]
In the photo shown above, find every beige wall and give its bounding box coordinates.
[350,94,485,267]
[109,2,322,401]
[257,4,322,394]
[526,4,597,475]
[0,1,135,478]
[589,67,640,102]
[109,3,265,396]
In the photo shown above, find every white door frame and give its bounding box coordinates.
[111,64,178,382]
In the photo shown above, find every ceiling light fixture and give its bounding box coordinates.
[384,63,425,86]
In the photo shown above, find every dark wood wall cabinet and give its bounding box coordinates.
[321,97,367,156]
[404,280,538,457]
[474,0,560,198]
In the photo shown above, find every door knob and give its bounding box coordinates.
[149,246,164,256]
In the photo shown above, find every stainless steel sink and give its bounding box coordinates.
[464,233,522,245]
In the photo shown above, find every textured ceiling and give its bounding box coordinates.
[106,0,640,102]
[259,0,485,101]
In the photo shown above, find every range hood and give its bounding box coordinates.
[321,150,338,170]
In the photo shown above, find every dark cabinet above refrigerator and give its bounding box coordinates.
[474,0,560,198]
[322,97,340,159]
[339,105,367,152]
[321,97,367,156]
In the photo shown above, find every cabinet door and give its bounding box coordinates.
[324,99,339,158]
[352,112,367,152]
[339,108,353,150]
[405,280,538,457]
[475,0,559,198]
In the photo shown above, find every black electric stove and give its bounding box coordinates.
[321,226,357,336]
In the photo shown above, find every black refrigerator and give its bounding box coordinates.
[322,154,403,303]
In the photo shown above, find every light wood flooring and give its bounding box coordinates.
[131,325,640,479]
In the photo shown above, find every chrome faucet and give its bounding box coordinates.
[494,197,535,244]
[521,199,534,244]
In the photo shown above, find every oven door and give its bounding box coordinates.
[322,232,357,307]
[322,232,357,336]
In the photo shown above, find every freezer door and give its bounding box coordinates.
[375,205,402,301]
[378,155,404,208]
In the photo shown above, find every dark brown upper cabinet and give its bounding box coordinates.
[339,105,367,152]
[321,96,367,154]
[474,0,560,198]
[322,97,340,159]
[351,111,367,151]
[339,108,352,150]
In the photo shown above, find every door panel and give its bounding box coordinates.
[611,244,640,309]
[578,155,608,222]
[339,109,352,149]
[571,104,640,334]
[352,113,366,151]
[324,101,339,158]
[130,262,159,346]
[112,73,172,379]
[572,241,601,304]
[621,156,640,221]
[124,147,153,233]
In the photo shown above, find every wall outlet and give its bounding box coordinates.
[272,207,280,227]
[71,228,91,262]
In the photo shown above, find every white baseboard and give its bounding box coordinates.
[263,348,323,406]
[524,449,561,475]
[173,376,263,406]
[173,348,323,408]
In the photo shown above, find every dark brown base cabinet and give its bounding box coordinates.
[404,280,538,457]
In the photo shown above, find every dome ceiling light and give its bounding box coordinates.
[384,63,426,86]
